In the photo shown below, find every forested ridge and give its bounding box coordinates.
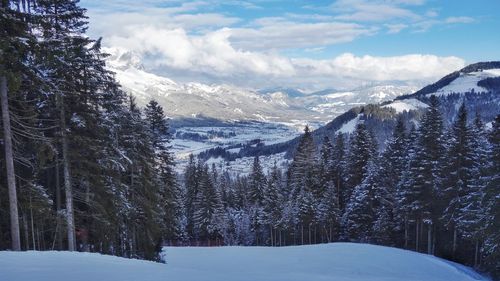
[0,0,499,279]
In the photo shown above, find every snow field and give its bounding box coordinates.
[0,243,487,281]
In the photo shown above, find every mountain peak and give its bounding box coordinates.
[104,47,145,71]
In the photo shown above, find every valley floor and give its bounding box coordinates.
[0,243,487,281]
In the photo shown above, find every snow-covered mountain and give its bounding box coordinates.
[106,48,320,125]
[106,48,416,125]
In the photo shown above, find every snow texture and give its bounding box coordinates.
[337,115,360,134]
[0,243,487,281]
[382,98,429,113]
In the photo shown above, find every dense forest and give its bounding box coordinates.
[177,100,499,278]
[1,0,178,260]
[0,0,499,279]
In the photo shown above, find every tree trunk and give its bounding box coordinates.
[23,213,29,250]
[269,225,273,247]
[1,75,21,251]
[308,225,311,245]
[474,240,479,267]
[452,227,457,258]
[301,225,304,245]
[58,93,76,251]
[427,225,432,254]
[30,196,36,250]
[415,219,419,252]
[404,216,408,249]
[55,161,63,250]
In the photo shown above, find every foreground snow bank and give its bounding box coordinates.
[0,243,487,281]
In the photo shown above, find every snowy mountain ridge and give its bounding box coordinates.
[105,47,417,125]
[230,61,500,164]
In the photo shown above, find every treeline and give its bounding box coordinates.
[178,97,499,278]
[0,1,177,260]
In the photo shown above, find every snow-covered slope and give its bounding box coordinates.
[382,98,429,113]
[430,68,500,96]
[0,243,486,281]
[398,61,500,100]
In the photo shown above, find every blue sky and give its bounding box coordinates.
[80,0,500,89]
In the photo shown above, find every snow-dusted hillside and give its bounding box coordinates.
[382,98,429,113]
[0,243,487,281]
[296,85,419,116]
[430,68,500,96]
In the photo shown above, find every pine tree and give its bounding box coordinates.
[287,126,318,245]
[248,156,266,245]
[332,133,346,210]
[316,180,340,242]
[319,136,334,194]
[345,121,376,204]
[248,156,266,206]
[372,117,406,246]
[193,165,223,245]
[481,114,500,276]
[402,95,444,253]
[144,99,178,241]
[457,113,488,266]
[343,160,377,242]
[440,103,474,257]
[396,124,419,249]
[184,154,198,238]
[262,163,283,246]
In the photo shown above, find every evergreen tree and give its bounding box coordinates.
[440,103,475,257]
[287,126,318,245]
[184,154,198,239]
[332,133,347,210]
[372,117,406,246]
[316,180,340,242]
[248,156,266,206]
[396,124,419,249]
[401,95,444,253]
[481,114,500,276]
[343,160,377,242]
[263,163,283,246]
[144,99,178,241]
[345,120,376,204]
[193,165,223,245]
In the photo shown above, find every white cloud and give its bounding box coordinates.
[292,53,464,82]
[413,16,475,32]
[81,0,473,89]
[108,27,296,77]
[385,23,408,33]
[106,25,465,89]
[445,16,474,24]
[230,20,377,50]
[331,0,422,22]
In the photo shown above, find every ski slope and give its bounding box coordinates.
[0,243,487,281]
